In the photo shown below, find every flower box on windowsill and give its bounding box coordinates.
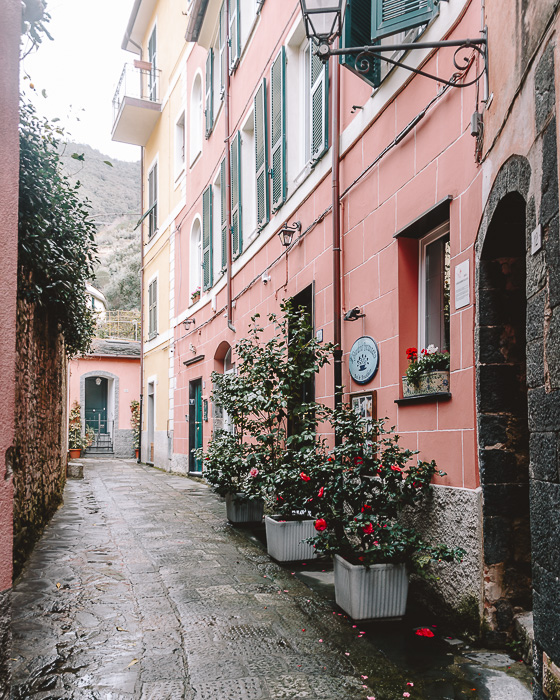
[402,370,450,398]
[190,292,200,305]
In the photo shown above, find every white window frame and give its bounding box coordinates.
[190,215,203,298]
[240,108,257,243]
[174,112,186,180]
[418,221,450,352]
[190,71,204,166]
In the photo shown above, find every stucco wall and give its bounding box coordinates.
[0,0,21,694]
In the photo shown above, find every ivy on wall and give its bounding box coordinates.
[18,100,99,357]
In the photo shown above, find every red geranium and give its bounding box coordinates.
[314,518,327,532]
[406,347,417,361]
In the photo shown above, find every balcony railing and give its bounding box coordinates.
[95,310,141,341]
[111,62,162,146]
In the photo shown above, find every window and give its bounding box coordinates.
[299,39,329,169]
[241,111,256,240]
[270,47,286,211]
[220,158,227,269]
[174,113,185,177]
[148,163,158,238]
[202,185,213,290]
[372,0,438,40]
[212,171,223,281]
[230,132,242,257]
[254,80,269,230]
[229,0,240,71]
[148,278,158,339]
[419,223,450,352]
[190,218,202,297]
[148,26,157,101]
[190,73,203,164]
[219,3,227,95]
[205,50,214,138]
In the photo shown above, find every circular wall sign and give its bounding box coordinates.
[348,336,379,385]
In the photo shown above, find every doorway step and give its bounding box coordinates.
[86,432,114,455]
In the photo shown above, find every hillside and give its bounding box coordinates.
[60,142,141,310]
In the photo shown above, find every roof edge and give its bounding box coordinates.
[185,0,210,43]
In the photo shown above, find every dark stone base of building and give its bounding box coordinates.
[0,588,11,700]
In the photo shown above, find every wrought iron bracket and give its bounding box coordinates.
[317,34,487,89]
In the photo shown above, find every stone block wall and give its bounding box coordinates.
[113,428,134,458]
[12,297,67,578]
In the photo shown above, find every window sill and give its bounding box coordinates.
[395,392,452,405]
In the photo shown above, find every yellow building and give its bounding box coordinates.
[112,0,189,467]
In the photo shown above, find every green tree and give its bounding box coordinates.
[18,100,99,356]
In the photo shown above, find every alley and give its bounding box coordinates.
[11,460,532,700]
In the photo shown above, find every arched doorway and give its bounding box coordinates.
[477,188,531,642]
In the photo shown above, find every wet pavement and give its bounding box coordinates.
[11,459,533,699]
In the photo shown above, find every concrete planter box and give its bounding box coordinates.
[225,493,264,523]
[265,516,318,562]
[333,555,409,620]
[402,370,449,397]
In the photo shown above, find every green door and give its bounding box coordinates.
[189,379,203,473]
[85,377,108,433]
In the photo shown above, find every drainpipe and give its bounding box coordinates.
[225,0,235,332]
[138,146,145,463]
[331,47,343,422]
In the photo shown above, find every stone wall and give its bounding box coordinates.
[113,428,134,458]
[12,297,68,578]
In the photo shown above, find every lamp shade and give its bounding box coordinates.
[300,0,346,44]
[278,227,295,247]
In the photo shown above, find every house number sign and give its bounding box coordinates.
[349,336,379,385]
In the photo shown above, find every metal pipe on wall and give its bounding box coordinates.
[331,45,343,418]
[225,0,235,332]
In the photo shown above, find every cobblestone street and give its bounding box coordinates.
[11,460,533,699]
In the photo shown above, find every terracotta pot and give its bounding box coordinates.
[135,448,140,459]
[69,448,82,459]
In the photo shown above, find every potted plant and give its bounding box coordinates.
[402,345,450,397]
[68,400,87,458]
[190,286,201,304]
[197,429,266,523]
[130,399,140,459]
[308,404,465,620]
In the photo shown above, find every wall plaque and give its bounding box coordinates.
[349,336,379,385]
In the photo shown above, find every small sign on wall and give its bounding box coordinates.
[455,260,470,309]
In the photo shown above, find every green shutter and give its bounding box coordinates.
[341,0,381,88]
[219,3,226,97]
[229,0,240,72]
[372,0,439,40]
[230,132,242,257]
[310,44,329,162]
[220,157,227,270]
[254,79,269,230]
[205,49,214,138]
[202,186,213,290]
[270,47,286,211]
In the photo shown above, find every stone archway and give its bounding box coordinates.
[475,156,532,643]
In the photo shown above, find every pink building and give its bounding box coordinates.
[68,339,141,458]
[169,0,485,626]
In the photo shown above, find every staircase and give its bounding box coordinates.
[86,430,114,456]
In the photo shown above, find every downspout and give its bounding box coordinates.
[138,146,145,462]
[331,47,343,422]
[225,0,235,332]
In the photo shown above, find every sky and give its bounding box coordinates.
[21,0,141,163]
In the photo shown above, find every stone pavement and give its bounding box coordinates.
[10,459,533,700]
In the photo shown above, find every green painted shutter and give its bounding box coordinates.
[372,0,439,40]
[310,44,329,162]
[202,186,213,290]
[229,0,240,72]
[219,3,226,97]
[254,79,269,230]
[220,157,227,270]
[205,49,214,138]
[341,0,381,88]
[270,47,286,211]
[230,132,242,257]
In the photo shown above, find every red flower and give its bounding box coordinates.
[415,628,435,637]
[362,523,374,534]
[328,456,334,462]
[300,472,311,481]
[361,505,372,512]
[318,487,324,498]
[391,465,403,472]
[314,518,327,532]
[276,495,284,501]
[354,456,363,466]
[406,347,417,361]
